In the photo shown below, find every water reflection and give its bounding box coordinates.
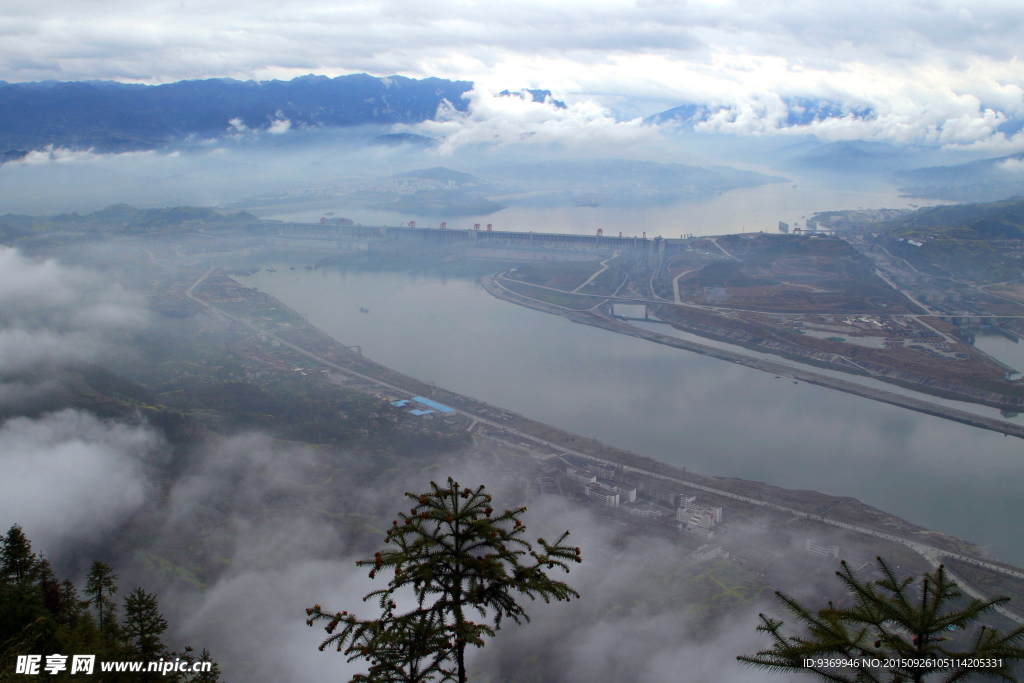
[257,180,949,237]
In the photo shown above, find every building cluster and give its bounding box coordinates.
[566,467,643,511]
[676,497,723,540]
[565,464,726,526]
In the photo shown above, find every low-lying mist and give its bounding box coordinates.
[0,114,994,221]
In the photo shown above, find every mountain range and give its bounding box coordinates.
[0,74,472,153]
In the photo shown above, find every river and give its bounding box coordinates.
[227,259,1024,564]
[254,179,948,237]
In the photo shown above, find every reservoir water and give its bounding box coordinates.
[233,261,1024,565]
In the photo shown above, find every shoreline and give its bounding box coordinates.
[481,274,1024,441]
[187,267,1024,620]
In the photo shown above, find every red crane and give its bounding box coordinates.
[473,223,481,230]
[596,228,603,236]
[486,224,492,231]
[408,220,416,228]
[440,222,447,230]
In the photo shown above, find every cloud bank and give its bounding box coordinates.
[0,247,147,404]
[0,409,158,553]
[1,0,1023,148]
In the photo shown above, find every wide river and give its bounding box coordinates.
[232,259,1024,565]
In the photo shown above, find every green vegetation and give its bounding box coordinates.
[306,478,581,683]
[509,261,603,290]
[498,279,606,309]
[882,197,1024,281]
[739,557,1024,682]
[0,525,219,682]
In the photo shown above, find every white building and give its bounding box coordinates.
[599,478,637,502]
[805,539,840,559]
[566,467,597,485]
[585,483,620,508]
[685,525,715,540]
[685,511,715,530]
[676,501,722,525]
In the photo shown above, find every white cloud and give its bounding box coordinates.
[998,157,1024,172]
[0,1,1020,148]
[412,88,658,154]
[0,410,158,553]
[267,118,292,134]
[0,247,148,403]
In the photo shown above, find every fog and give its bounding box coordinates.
[0,239,797,682]
[0,82,1002,220]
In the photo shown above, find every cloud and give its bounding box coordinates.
[268,118,292,134]
[413,88,658,154]
[134,438,783,683]
[10,145,155,167]
[0,409,158,553]
[0,0,1023,149]
[0,246,148,405]
[998,157,1024,172]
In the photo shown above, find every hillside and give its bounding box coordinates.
[878,197,1024,281]
[893,153,1024,202]
[0,74,472,152]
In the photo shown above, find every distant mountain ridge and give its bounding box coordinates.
[893,152,1024,202]
[646,97,875,128]
[0,74,473,153]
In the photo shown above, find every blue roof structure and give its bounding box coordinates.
[409,409,436,416]
[390,400,411,407]
[411,397,455,413]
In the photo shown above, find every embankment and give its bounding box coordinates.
[481,275,1024,441]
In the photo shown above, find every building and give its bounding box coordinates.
[1005,370,1022,381]
[620,500,664,518]
[685,525,715,540]
[585,483,620,508]
[410,397,455,413]
[688,545,729,562]
[566,467,597,485]
[599,479,637,502]
[683,511,715,529]
[805,539,840,559]
[642,484,679,508]
[677,500,722,525]
[779,221,790,234]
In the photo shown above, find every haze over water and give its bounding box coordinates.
[257,179,949,237]
[233,262,1024,565]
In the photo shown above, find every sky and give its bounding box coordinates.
[2,0,1024,149]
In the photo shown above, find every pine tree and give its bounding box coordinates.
[36,556,62,618]
[308,478,581,683]
[57,579,86,628]
[122,587,168,659]
[84,561,119,634]
[0,524,38,585]
[738,556,1024,682]
[192,648,221,683]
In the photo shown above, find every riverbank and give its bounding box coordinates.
[481,274,1024,440]
[199,267,1003,561]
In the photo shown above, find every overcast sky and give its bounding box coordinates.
[2,0,1024,147]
